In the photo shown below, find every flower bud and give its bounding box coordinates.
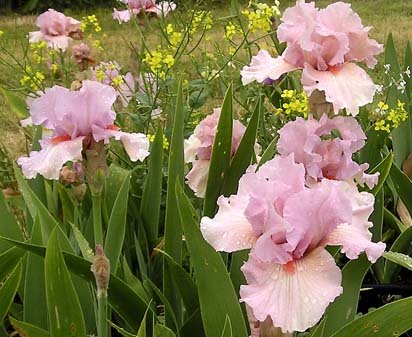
[59,166,76,185]
[308,89,333,119]
[91,245,110,297]
[71,80,83,91]
[71,43,94,70]
[84,140,108,196]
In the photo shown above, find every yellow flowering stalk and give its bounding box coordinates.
[274,89,308,119]
[19,66,45,91]
[224,22,243,41]
[242,1,281,32]
[188,10,213,36]
[143,47,175,80]
[374,100,408,133]
[166,24,183,47]
[81,14,102,33]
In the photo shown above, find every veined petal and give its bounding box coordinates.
[17,137,84,180]
[92,125,150,162]
[241,50,298,85]
[200,194,256,252]
[301,62,377,116]
[185,159,210,198]
[240,247,342,333]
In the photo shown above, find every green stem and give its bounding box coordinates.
[97,294,108,337]
[92,194,103,246]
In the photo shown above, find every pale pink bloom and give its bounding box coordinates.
[184,108,246,197]
[201,155,385,333]
[113,0,176,23]
[18,81,149,180]
[241,1,383,115]
[277,114,378,187]
[29,9,81,51]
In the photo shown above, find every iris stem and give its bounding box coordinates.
[92,194,103,246]
[97,294,108,337]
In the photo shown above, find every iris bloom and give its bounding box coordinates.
[18,81,150,180]
[29,9,81,51]
[113,0,176,23]
[184,108,246,197]
[277,114,379,187]
[241,1,383,116]
[201,155,385,333]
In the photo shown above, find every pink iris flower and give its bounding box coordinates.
[18,81,150,180]
[277,114,379,187]
[184,108,246,197]
[113,0,176,23]
[29,9,81,51]
[241,1,383,116]
[201,154,385,333]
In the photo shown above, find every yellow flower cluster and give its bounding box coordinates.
[189,10,213,35]
[274,89,308,118]
[224,22,242,41]
[0,30,4,37]
[81,15,103,50]
[94,62,124,87]
[166,24,183,47]
[20,66,45,91]
[143,48,175,79]
[242,1,281,32]
[80,14,102,33]
[29,41,47,64]
[147,133,169,149]
[374,100,408,133]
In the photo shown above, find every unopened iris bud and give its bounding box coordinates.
[91,244,110,297]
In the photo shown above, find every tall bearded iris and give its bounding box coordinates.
[18,81,149,180]
[200,155,385,333]
[113,0,176,23]
[29,9,81,51]
[241,1,383,116]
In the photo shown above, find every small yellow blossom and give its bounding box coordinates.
[0,30,4,37]
[274,89,308,119]
[242,1,281,32]
[373,100,408,132]
[51,63,58,74]
[112,75,124,87]
[147,134,169,149]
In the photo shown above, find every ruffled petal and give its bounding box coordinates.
[92,125,150,162]
[241,50,298,85]
[200,194,256,252]
[325,182,385,263]
[154,2,176,16]
[301,62,377,116]
[112,8,133,23]
[240,247,342,333]
[17,137,84,180]
[185,159,210,198]
[283,179,352,258]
